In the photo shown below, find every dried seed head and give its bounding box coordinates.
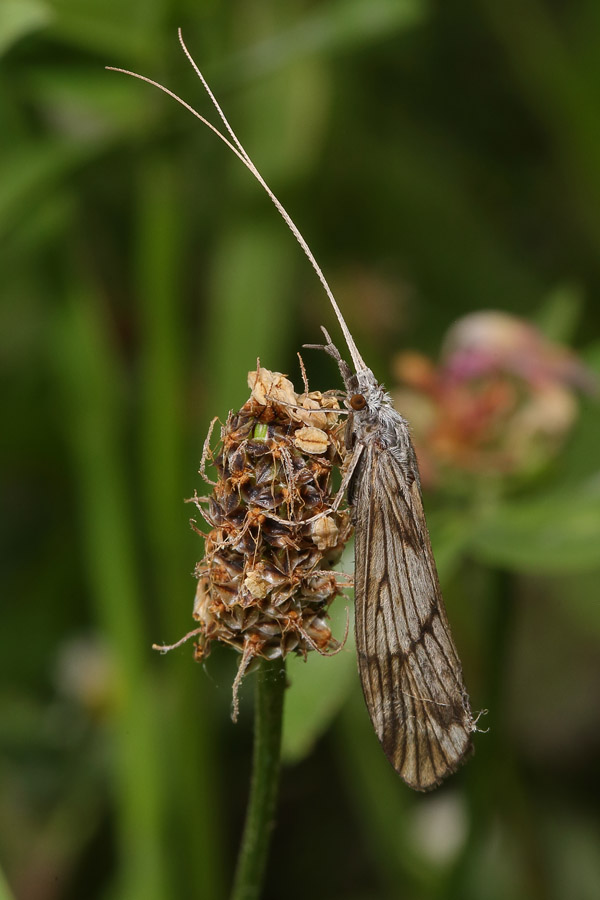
[188,365,352,718]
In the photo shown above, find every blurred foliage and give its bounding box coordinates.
[1,1,600,899]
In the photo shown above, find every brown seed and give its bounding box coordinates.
[293,392,340,429]
[309,515,340,550]
[248,369,298,409]
[243,570,271,599]
[294,426,329,454]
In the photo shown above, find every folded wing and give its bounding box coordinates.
[354,445,474,791]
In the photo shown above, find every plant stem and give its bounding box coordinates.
[230,659,287,900]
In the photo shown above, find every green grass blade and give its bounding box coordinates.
[53,279,170,900]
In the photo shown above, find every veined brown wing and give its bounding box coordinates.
[353,443,474,791]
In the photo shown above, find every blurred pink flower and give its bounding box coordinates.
[393,311,596,487]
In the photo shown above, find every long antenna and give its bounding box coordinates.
[106,28,368,373]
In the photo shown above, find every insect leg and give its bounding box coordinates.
[199,416,220,485]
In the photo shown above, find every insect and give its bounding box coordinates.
[108,31,477,790]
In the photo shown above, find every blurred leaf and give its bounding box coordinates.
[0,0,52,56]
[534,283,584,343]
[551,394,600,488]
[282,543,356,763]
[223,0,427,82]
[558,577,600,638]
[54,283,170,900]
[283,597,357,763]
[205,220,298,414]
[544,810,600,900]
[48,0,163,60]
[470,479,600,573]
[582,339,600,372]
[476,0,600,255]
[133,156,225,899]
[25,67,159,136]
[0,192,73,275]
[427,509,474,583]
[0,140,96,242]
[234,56,331,182]
[0,864,16,900]
[370,122,541,320]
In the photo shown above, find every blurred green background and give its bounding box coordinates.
[2,1,600,899]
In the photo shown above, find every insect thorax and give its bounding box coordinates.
[346,370,413,459]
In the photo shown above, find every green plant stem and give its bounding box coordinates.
[230,659,287,900]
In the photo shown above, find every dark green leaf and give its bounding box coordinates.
[471,482,600,573]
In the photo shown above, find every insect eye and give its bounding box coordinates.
[350,394,367,411]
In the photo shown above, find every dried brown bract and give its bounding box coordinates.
[187,366,352,719]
